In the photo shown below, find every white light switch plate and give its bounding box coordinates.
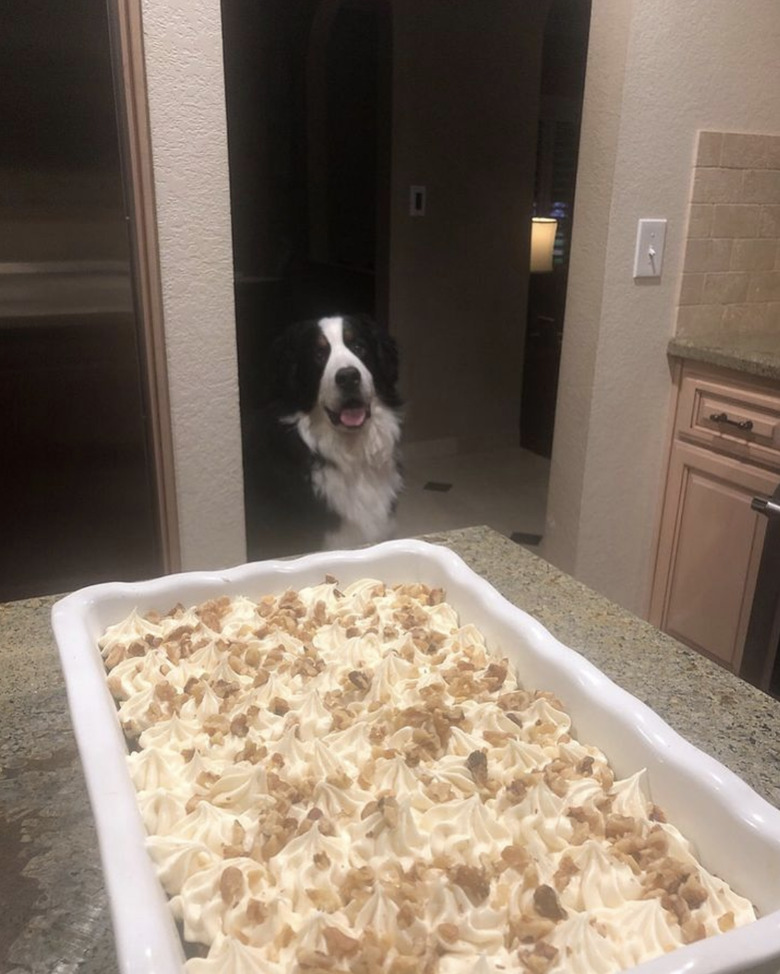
[633,218,667,278]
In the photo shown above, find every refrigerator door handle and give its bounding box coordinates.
[742,479,780,691]
[751,496,780,517]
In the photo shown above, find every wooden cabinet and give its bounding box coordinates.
[650,361,780,674]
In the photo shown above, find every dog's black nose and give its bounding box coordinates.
[335,366,361,392]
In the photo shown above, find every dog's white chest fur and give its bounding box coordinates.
[297,401,402,548]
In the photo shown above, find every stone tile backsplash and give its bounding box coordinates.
[676,131,780,338]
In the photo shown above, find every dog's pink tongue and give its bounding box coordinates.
[340,407,367,427]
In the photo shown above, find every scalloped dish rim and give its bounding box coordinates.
[51,538,780,974]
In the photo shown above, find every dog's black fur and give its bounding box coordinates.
[244,315,402,559]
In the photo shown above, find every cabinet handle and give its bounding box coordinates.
[709,411,754,432]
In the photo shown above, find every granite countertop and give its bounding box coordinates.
[668,331,780,382]
[2,525,780,973]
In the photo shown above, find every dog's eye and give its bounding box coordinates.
[348,339,367,359]
[314,345,329,366]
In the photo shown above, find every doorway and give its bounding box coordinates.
[221,0,391,417]
[0,0,166,600]
[221,0,591,555]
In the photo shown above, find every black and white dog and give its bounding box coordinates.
[244,315,402,558]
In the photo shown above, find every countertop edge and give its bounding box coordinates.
[668,335,780,382]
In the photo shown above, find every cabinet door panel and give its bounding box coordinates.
[659,444,776,670]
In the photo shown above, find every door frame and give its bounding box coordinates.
[107,0,181,573]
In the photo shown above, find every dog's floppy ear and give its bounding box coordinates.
[351,313,400,391]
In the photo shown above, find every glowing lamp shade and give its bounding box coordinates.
[530,217,558,273]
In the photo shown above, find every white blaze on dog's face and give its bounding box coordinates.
[317,316,375,430]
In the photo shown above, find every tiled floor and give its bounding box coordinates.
[394,445,550,547]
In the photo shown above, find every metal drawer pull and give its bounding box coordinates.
[709,411,754,432]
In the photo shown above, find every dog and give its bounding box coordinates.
[244,314,403,558]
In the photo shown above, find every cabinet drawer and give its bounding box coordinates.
[677,370,780,469]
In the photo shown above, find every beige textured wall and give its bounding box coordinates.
[543,0,780,615]
[142,0,246,570]
[389,0,549,448]
[540,0,633,575]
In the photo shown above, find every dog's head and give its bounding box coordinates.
[271,314,400,430]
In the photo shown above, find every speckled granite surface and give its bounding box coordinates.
[668,331,780,381]
[1,525,779,973]
[0,596,117,974]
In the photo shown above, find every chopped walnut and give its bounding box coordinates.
[246,898,267,925]
[339,866,375,908]
[253,668,270,688]
[483,729,514,747]
[542,767,569,799]
[437,922,459,944]
[203,714,230,737]
[505,777,530,804]
[507,915,556,947]
[553,854,579,892]
[219,865,245,908]
[567,803,605,839]
[362,795,399,837]
[348,669,372,693]
[605,813,640,839]
[533,884,567,921]
[465,748,488,784]
[576,755,595,775]
[642,856,692,897]
[449,865,490,905]
[500,845,530,872]
[681,918,707,944]
[718,911,735,932]
[270,696,289,716]
[424,780,455,804]
[379,795,399,829]
[229,714,249,738]
[679,874,708,910]
[306,887,343,912]
[483,660,508,691]
[518,942,558,974]
[326,770,352,789]
[236,740,268,764]
[198,596,232,632]
[497,690,532,711]
[296,949,338,972]
[322,926,360,958]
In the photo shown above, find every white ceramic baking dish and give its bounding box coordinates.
[52,539,780,974]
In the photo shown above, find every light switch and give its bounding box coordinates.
[409,185,426,217]
[633,219,667,278]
